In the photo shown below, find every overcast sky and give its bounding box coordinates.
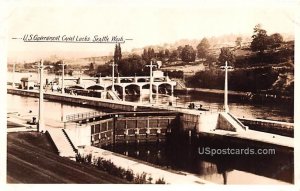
[3,0,298,62]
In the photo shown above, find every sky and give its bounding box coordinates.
[2,0,299,62]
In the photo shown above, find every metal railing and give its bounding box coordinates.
[66,111,107,122]
[65,110,179,122]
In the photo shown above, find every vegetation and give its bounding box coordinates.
[197,38,210,60]
[186,66,294,96]
[235,37,242,48]
[181,45,196,62]
[218,47,236,66]
[114,43,122,73]
[251,24,284,53]
[76,153,166,184]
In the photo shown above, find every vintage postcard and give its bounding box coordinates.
[1,0,299,190]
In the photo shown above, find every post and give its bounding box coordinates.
[224,61,229,112]
[98,73,102,83]
[12,62,15,88]
[122,86,125,101]
[62,61,65,94]
[155,85,159,103]
[38,59,45,132]
[150,60,153,103]
[112,60,115,91]
[171,85,174,104]
[117,73,120,83]
[134,73,137,83]
[61,103,64,122]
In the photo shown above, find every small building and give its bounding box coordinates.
[153,70,164,77]
[20,77,37,90]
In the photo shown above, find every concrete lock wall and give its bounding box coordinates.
[238,118,293,137]
[216,113,236,132]
[90,116,176,147]
[7,89,136,111]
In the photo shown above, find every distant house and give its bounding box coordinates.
[153,70,164,77]
[20,77,37,90]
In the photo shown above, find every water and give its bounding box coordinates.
[7,94,101,121]
[124,93,293,123]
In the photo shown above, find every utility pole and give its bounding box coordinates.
[38,59,45,132]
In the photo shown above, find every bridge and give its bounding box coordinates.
[57,74,176,97]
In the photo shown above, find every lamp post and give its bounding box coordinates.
[220,61,233,113]
[146,59,157,103]
[111,60,116,91]
[12,62,16,88]
[38,59,45,132]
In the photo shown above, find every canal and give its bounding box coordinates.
[6,90,293,184]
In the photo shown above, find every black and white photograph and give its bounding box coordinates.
[1,0,299,188]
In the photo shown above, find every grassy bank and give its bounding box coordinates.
[7,132,128,183]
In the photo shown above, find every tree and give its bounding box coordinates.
[196,38,210,59]
[147,48,155,59]
[158,50,164,60]
[114,43,122,73]
[269,33,283,49]
[235,37,242,48]
[142,49,149,63]
[89,62,95,71]
[251,24,269,53]
[164,49,170,59]
[177,46,183,59]
[118,54,146,76]
[181,45,196,62]
[218,47,235,66]
[205,54,217,68]
[96,63,111,76]
[169,50,179,61]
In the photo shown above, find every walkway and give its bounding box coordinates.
[46,128,76,159]
[198,112,293,149]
